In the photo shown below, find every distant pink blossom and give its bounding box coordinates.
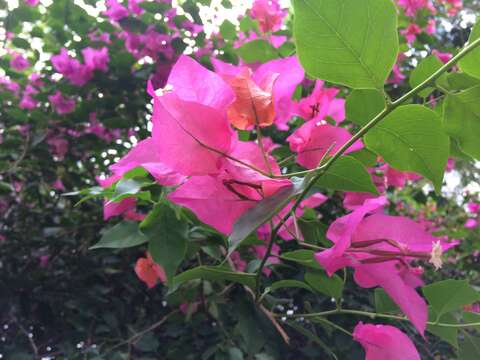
[104,0,129,22]
[465,218,478,229]
[24,0,40,5]
[49,91,75,114]
[425,19,436,34]
[135,253,166,288]
[401,23,422,44]
[52,179,66,191]
[250,0,287,33]
[10,53,30,71]
[293,80,345,124]
[432,50,453,64]
[47,136,69,159]
[287,121,363,169]
[353,322,420,360]
[39,255,50,268]
[467,202,480,214]
[82,47,110,72]
[396,0,435,17]
[19,95,38,110]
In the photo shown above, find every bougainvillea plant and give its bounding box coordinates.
[1,0,480,358]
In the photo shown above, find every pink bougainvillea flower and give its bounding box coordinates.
[231,251,247,272]
[353,322,420,360]
[287,122,363,169]
[390,63,406,84]
[445,158,455,172]
[19,95,38,110]
[432,50,453,64]
[396,0,436,17]
[82,47,110,72]
[382,164,422,189]
[439,0,463,15]
[49,91,76,114]
[52,179,66,191]
[250,0,287,33]
[253,243,281,276]
[180,302,200,315]
[47,136,69,159]
[293,80,345,124]
[104,197,136,220]
[467,202,480,214]
[464,218,478,229]
[253,56,305,130]
[135,253,167,288]
[212,56,304,130]
[315,198,458,334]
[51,48,78,76]
[425,19,436,35]
[165,55,235,112]
[401,23,422,44]
[104,0,129,21]
[24,0,40,5]
[51,48,93,86]
[10,53,30,71]
[225,68,278,130]
[168,167,291,234]
[100,137,185,188]
[128,0,145,15]
[152,92,235,176]
[464,303,480,313]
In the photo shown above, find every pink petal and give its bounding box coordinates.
[353,322,420,360]
[167,55,235,112]
[152,93,234,176]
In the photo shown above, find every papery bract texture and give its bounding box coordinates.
[287,122,363,169]
[353,322,420,360]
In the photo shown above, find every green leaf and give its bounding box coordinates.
[219,20,236,41]
[280,249,322,269]
[458,333,480,360]
[410,55,443,97]
[459,20,480,79]
[292,0,399,89]
[349,148,378,167]
[436,72,480,92]
[346,89,386,126]
[90,222,148,249]
[422,280,480,317]
[110,178,144,202]
[463,312,480,331]
[298,210,330,246]
[304,270,344,300]
[315,156,378,194]
[374,288,400,314]
[228,177,306,253]
[171,266,256,290]
[142,203,188,282]
[236,39,278,64]
[269,280,314,292]
[365,104,450,192]
[443,85,480,160]
[427,309,459,348]
[12,37,30,49]
[118,17,148,33]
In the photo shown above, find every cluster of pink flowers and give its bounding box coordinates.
[51,47,110,87]
[465,201,480,229]
[250,0,288,34]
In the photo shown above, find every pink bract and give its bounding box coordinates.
[353,322,420,360]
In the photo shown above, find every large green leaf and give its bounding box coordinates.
[365,104,450,192]
[443,85,480,160]
[422,280,480,317]
[171,265,256,290]
[228,177,306,253]
[90,221,148,249]
[458,333,480,360]
[346,89,386,126]
[315,156,378,193]
[374,288,400,314]
[427,309,459,348]
[292,0,398,89]
[459,20,480,79]
[410,55,443,97]
[304,270,344,300]
[141,203,188,282]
